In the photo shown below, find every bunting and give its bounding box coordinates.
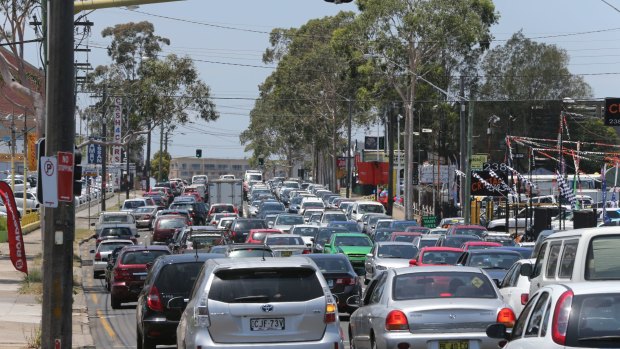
[556,170,576,207]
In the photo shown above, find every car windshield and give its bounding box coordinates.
[392,221,418,230]
[102,215,131,223]
[159,218,187,229]
[469,253,520,269]
[209,267,322,303]
[329,222,360,233]
[358,204,384,214]
[155,262,203,294]
[276,215,304,225]
[419,239,438,248]
[189,235,221,248]
[334,236,372,247]
[378,245,418,259]
[323,213,347,222]
[586,235,620,280]
[311,257,352,273]
[303,202,324,208]
[101,228,131,237]
[393,272,497,300]
[263,203,284,211]
[98,241,133,252]
[291,227,318,236]
[213,205,235,213]
[421,251,462,264]
[376,221,392,229]
[121,250,168,264]
[265,236,304,245]
[248,174,262,181]
[123,201,145,209]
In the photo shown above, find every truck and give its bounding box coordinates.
[208,179,243,216]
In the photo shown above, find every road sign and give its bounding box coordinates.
[57,151,74,202]
[41,156,58,208]
[87,143,103,164]
[470,154,488,171]
[605,97,620,126]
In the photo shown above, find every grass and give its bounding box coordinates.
[19,267,42,296]
[24,325,41,349]
[75,228,94,242]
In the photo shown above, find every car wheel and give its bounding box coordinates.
[141,330,156,349]
[348,325,357,349]
[110,295,121,309]
[370,333,377,349]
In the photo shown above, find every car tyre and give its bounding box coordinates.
[370,333,377,349]
[139,329,156,349]
[110,295,121,309]
[348,326,357,349]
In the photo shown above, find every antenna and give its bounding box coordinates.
[262,243,267,261]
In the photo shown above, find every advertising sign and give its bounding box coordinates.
[605,97,620,126]
[27,133,37,171]
[113,97,123,163]
[87,142,103,165]
[470,154,488,171]
[470,170,510,197]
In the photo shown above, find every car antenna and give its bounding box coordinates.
[262,243,266,261]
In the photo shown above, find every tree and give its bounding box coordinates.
[348,0,498,218]
[150,150,170,181]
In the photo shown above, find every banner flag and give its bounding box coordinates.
[0,181,27,274]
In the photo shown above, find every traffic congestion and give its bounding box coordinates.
[83,171,620,349]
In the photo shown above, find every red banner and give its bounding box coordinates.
[0,181,28,274]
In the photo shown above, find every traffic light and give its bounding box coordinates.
[196,149,202,158]
[258,157,264,166]
[73,150,83,196]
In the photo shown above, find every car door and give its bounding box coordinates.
[506,291,552,349]
[499,262,520,308]
[357,272,388,347]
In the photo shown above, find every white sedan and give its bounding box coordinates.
[499,258,535,317]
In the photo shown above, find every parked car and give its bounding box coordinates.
[90,239,134,278]
[498,258,535,317]
[348,266,515,349]
[364,241,418,283]
[306,253,362,314]
[486,282,620,348]
[176,257,344,348]
[136,253,221,349]
[109,245,170,309]
[151,215,190,244]
[131,205,159,229]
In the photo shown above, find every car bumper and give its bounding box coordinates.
[142,318,179,345]
[376,331,503,349]
[136,219,151,228]
[93,261,107,275]
[181,329,343,349]
[110,281,144,302]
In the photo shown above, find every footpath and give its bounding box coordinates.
[0,192,131,349]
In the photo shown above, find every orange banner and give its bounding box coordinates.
[27,133,36,171]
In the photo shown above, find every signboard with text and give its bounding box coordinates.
[605,97,620,126]
[57,151,74,202]
[470,154,488,171]
[112,98,123,163]
[470,170,510,197]
[41,156,58,208]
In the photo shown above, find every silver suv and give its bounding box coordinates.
[177,257,344,349]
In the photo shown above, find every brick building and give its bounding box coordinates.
[169,157,250,181]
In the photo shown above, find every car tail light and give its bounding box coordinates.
[94,252,101,261]
[521,293,529,305]
[193,295,210,327]
[302,249,311,254]
[336,278,356,286]
[324,302,337,323]
[144,214,151,219]
[497,308,516,328]
[147,285,163,312]
[552,290,573,345]
[385,310,409,331]
[114,268,131,281]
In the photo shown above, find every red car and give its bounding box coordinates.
[208,203,239,220]
[109,245,170,309]
[390,232,422,243]
[152,215,190,243]
[409,247,464,266]
[460,241,502,251]
[245,229,283,244]
[446,224,487,238]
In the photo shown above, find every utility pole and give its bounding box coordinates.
[464,90,474,224]
[41,0,75,348]
[387,106,396,216]
[459,76,467,220]
[100,88,108,212]
[145,121,151,191]
[10,111,15,192]
[346,99,352,198]
[158,122,164,182]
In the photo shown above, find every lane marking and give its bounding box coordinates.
[97,309,117,339]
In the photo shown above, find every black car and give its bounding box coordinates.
[229,218,268,243]
[312,227,349,253]
[168,202,208,225]
[305,254,362,314]
[455,248,522,283]
[136,253,221,349]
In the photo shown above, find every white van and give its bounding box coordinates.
[191,174,208,185]
[350,201,386,222]
[523,226,620,294]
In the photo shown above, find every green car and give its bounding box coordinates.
[323,233,373,274]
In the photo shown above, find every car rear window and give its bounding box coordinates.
[265,236,303,245]
[334,235,372,247]
[189,235,222,248]
[394,235,417,243]
[99,241,133,252]
[421,251,462,264]
[208,267,323,303]
[393,272,497,300]
[378,245,418,259]
[469,252,520,269]
[303,202,324,208]
[121,250,168,264]
[292,227,318,236]
[359,204,384,214]
[123,201,145,209]
[155,262,203,294]
[311,257,353,273]
[101,228,131,237]
[213,205,235,213]
[585,235,620,280]
[567,293,620,348]
[235,220,267,230]
[170,203,193,210]
[444,236,479,247]
[102,215,131,223]
[323,213,347,222]
[276,215,304,225]
[454,228,486,237]
[134,207,153,213]
[159,218,187,229]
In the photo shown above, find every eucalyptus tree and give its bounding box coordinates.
[349,0,498,218]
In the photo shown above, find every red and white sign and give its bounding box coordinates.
[57,151,74,202]
[113,97,123,164]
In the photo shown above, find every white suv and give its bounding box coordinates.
[350,201,386,222]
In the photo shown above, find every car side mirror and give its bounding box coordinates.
[167,296,189,310]
[346,295,361,309]
[520,263,533,278]
[409,259,417,266]
[146,262,154,270]
[366,253,373,258]
[486,323,509,340]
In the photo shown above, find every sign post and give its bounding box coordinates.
[41,156,58,208]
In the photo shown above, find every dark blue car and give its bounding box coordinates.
[327,221,362,233]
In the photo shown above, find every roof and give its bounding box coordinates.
[355,201,384,205]
[466,248,522,256]
[100,211,132,216]
[375,241,419,246]
[561,281,620,295]
[392,265,483,275]
[543,226,620,239]
[208,256,316,269]
[121,245,170,252]
[156,253,224,264]
[419,247,463,252]
[331,232,368,237]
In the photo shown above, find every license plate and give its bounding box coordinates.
[280,251,292,257]
[250,318,285,331]
[327,279,334,288]
[439,341,469,349]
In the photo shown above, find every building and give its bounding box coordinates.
[169,157,250,181]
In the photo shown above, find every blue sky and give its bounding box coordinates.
[75,0,620,160]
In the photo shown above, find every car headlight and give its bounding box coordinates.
[375,265,387,270]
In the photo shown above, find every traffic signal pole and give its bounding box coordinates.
[41,1,76,348]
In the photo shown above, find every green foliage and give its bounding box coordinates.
[151,151,171,181]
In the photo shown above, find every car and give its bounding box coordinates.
[208,212,238,226]
[289,224,319,247]
[248,199,262,216]
[482,232,516,246]
[302,208,324,223]
[229,218,268,243]
[456,249,523,283]
[312,227,349,253]
[270,213,305,232]
[446,224,488,237]
[389,231,423,243]
[96,226,139,246]
[371,228,398,242]
[498,258,535,317]
[168,201,208,225]
[404,226,431,234]
[389,220,419,231]
[131,205,159,229]
[90,239,134,278]
[365,215,392,234]
[323,232,373,274]
[461,241,503,251]
[154,209,192,222]
[348,266,515,349]
[486,281,620,349]
[364,241,419,283]
[168,226,222,253]
[299,197,326,215]
[207,203,239,221]
[264,234,310,257]
[306,253,362,314]
[216,216,235,231]
[109,245,170,309]
[178,231,224,254]
[136,253,221,349]
[120,198,149,212]
[438,217,465,228]
[409,247,464,266]
[151,215,190,244]
[104,246,127,291]
[245,228,283,244]
[437,234,481,248]
[94,211,138,237]
[350,201,386,221]
[176,257,344,349]
[496,246,533,259]
[326,220,362,233]
[412,235,441,249]
[318,211,348,227]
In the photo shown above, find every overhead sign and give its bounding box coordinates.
[605,97,620,126]
[470,154,488,171]
[57,151,74,202]
[112,97,123,163]
[87,142,103,165]
[41,156,58,208]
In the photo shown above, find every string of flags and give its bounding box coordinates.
[556,170,577,207]
[505,164,538,189]
[471,172,497,192]
[488,170,516,196]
